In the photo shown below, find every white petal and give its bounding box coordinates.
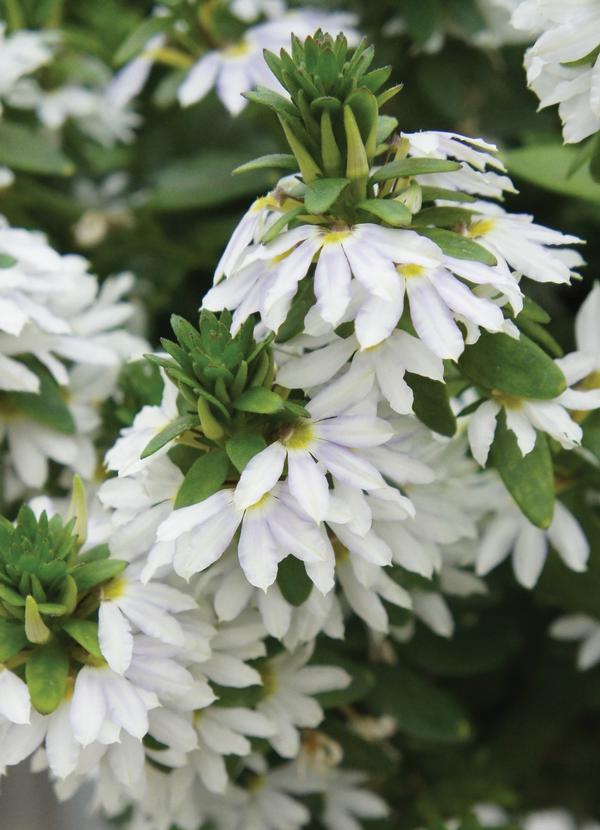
[0,669,31,724]
[513,523,547,588]
[287,449,330,523]
[505,406,538,456]
[238,512,280,590]
[234,442,286,510]
[547,502,589,573]
[178,52,221,106]
[99,602,134,674]
[477,514,519,575]
[406,276,464,359]
[314,242,352,325]
[468,400,500,466]
[71,666,107,746]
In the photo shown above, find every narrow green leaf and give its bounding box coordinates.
[504,145,600,206]
[226,432,267,474]
[26,642,70,715]
[490,415,555,528]
[174,450,231,509]
[233,387,284,414]
[420,185,476,203]
[416,227,497,266]
[0,122,73,176]
[304,178,349,214]
[412,206,475,228]
[277,556,312,606]
[372,157,461,182]
[261,204,304,244]
[458,332,566,399]
[140,414,199,459]
[370,664,472,744]
[0,620,28,662]
[405,373,456,437]
[275,276,315,342]
[244,86,298,118]
[71,559,127,594]
[61,619,102,658]
[114,16,171,65]
[357,198,412,226]
[7,368,75,434]
[233,154,298,175]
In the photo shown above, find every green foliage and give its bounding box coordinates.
[490,416,555,528]
[0,505,126,714]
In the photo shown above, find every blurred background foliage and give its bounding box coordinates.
[1,1,600,827]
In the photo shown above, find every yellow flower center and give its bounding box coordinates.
[224,39,251,58]
[260,665,278,697]
[280,420,315,450]
[252,194,278,213]
[397,263,426,279]
[491,390,523,409]
[245,493,272,512]
[322,229,351,245]
[102,576,126,601]
[332,538,349,564]
[468,218,496,238]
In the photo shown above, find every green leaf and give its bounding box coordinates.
[61,619,101,658]
[376,115,399,144]
[405,373,456,437]
[233,387,284,414]
[277,556,312,606]
[147,151,272,211]
[226,432,267,473]
[244,86,298,118]
[413,206,475,228]
[490,415,555,528]
[7,367,75,434]
[458,332,566,399]
[174,450,230,509]
[0,620,28,662]
[304,178,349,214]
[401,609,521,676]
[0,122,73,176]
[260,204,304,244]
[358,198,412,226]
[71,559,127,594]
[415,227,497,266]
[114,16,171,64]
[0,253,17,268]
[26,642,69,715]
[140,414,199,459]
[370,664,471,744]
[372,157,461,182]
[420,185,476,203]
[275,276,315,342]
[503,145,600,206]
[591,135,600,183]
[234,154,298,175]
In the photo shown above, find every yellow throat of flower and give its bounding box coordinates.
[468,218,496,238]
[279,420,315,450]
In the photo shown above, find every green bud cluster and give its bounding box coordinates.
[144,311,309,508]
[237,31,500,261]
[0,500,126,715]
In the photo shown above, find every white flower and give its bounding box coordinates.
[460,200,584,285]
[190,706,275,793]
[0,24,55,100]
[210,220,516,357]
[467,350,600,466]
[153,483,334,591]
[0,666,31,724]
[550,615,600,671]
[403,131,517,199]
[178,12,359,115]
[276,329,444,415]
[512,0,600,143]
[276,764,389,830]
[234,382,395,524]
[257,644,350,757]
[105,373,179,476]
[477,501,589,588]
[99,564,197,674]
[575,282,600,371]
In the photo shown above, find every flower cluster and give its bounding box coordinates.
[512,0,600,144]
[1,21,600,830]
